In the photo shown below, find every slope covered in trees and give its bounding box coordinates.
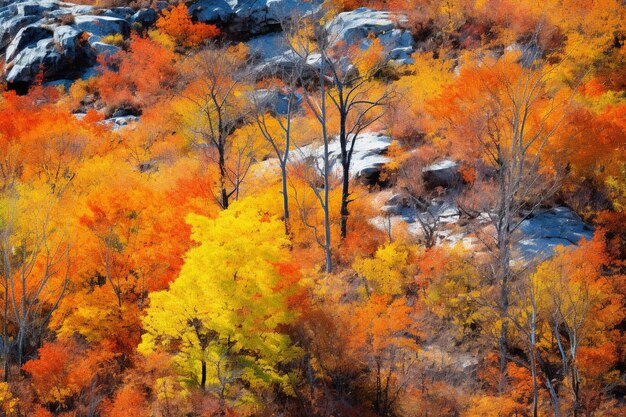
[0,1,624,416]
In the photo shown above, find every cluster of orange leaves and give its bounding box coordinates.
[156,3,220,47]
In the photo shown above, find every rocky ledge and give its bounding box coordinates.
[1,1,416,90]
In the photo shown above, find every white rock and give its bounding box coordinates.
[92,41,119,57]
[5,25,51,62]
[73,15,129,38]
[325,7,414,64]
[517,207,594,260]
[293,131,392,180]
[7,38,60,82]
[191,0,322,35]
[100,115,139,131]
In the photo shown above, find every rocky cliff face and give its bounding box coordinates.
[0,1,143,89]
[0,1,417,91]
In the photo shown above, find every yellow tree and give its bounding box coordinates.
[530,238,623,417]
[353,241,418,296]
[138,198,302,409]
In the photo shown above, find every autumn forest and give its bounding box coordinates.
[0,0,624,416]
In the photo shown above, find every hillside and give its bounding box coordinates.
[0,1,624,416]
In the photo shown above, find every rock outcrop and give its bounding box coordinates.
[0,0,326,87]
[293,132,392,183]
[190,0,322,37]
[517,207,594,260]
[375,194,594,261]
[6,23,95,84]
[1,1,416,89]
[0,0,136,86]
[325,8,415,65]
[422,159,460,190]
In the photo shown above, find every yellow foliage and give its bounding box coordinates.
[147,29,176,50]
[139,199,302,401]
[390,51,454,139]
[101,33,125,47]
[0,382,18,414]
[353,241,418,295]
[422,245,483,335]
[606,163,626,212]
[463,394,522,417]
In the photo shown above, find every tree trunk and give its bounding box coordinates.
[218,143,229,210]
[16,326,24,367]
[323,189,332,274]
[320,58,332,273]
[281,163,290,235]
[201,358,207,390]
[530,295,539,417]
[2,260,9,381]
[340,160,350,239]
[530,348,538,417]
[498,231,511,393]
[339,111,349,239]
[545,377,560,417]
[497,159,513,393]
[571,352,580,417]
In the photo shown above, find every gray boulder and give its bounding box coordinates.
[102,7,134,19]
[53,25,95,62]
[73,15,129,38]
[92,41,120,57]
[189,0,234,23]
[232,0,309,33]
[251,50,322,82]
[0,14,39,50]
[100,115,139,131]
[53,25,80,50]
[292,132,392,182]
[6,25,94,83]
[131,8,158,26]
[326,8,398,44]
[325,8,414,65]
[247,32,288,59]
[517,207,594,261]
[191,0,321,36]
[5,25,51,62]
[251,88,302,115]
[16,1,58,16]
[422,160,460,190]
[6,38,61,82]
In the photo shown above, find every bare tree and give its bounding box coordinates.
[397,153,450,248]
[182,47,253,210]
[278,17,335,273]
[507,272,542,417]
[321,29,391,239]
[443,54,579,391]
[252,74,301,234]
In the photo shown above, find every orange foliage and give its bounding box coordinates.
[156,4,220,47]
[102,385,148,417]
[0,90,101,190]
[95,35,178,112]
[31,407,54,417]
[23,340,117,407]
[2,1,624,415]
